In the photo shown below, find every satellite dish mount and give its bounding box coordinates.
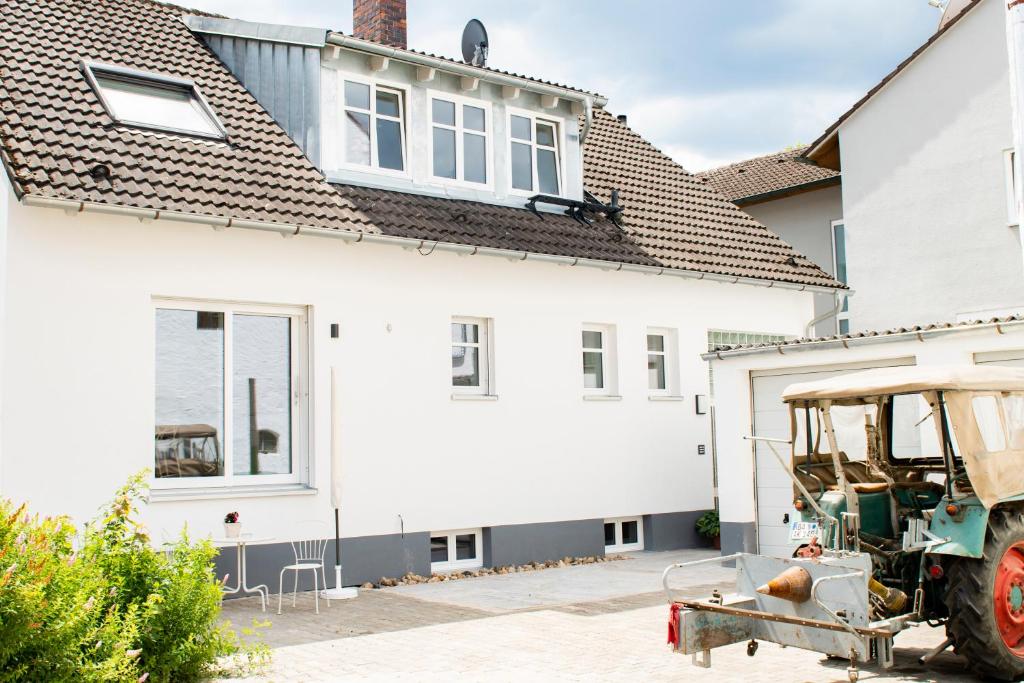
[461,19,489,67]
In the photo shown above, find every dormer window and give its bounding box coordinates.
[82,62,225,140]
[343,80,406,172]
[430,95,491,187]
[509,111,561,196]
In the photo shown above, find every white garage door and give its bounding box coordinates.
[750,358,914,558]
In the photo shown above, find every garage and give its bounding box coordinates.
[750,358,914,557]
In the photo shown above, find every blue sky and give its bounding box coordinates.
[182,0,942,171]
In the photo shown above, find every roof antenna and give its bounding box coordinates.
[461,19,489,67]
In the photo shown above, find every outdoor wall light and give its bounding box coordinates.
[330,323,339,338]
[695,394,708,415]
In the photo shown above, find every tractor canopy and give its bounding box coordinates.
[782,365,1024,509]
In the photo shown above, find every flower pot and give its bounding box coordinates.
[713,535,721,550]
[224,522,241,538]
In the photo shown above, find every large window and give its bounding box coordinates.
[430,95,490,187]
[343,79,406,172]
[451,317,491,395]
[509,111,561,195]
[154,301,306,487]
[430,529,483,571]
[83,61,225,139]
[832,220,850,335]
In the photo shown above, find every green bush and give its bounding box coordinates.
[695,509,720,539]
[0,472,266,682]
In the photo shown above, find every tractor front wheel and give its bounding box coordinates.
[945,506,1024,681]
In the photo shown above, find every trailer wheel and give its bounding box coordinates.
[945,506,1024,681]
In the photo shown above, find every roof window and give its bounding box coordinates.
[82,62,226,140]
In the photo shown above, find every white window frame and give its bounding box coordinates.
[428,91,494,191]
[81,61,227,140]
[451,316,494,396]
[430,528,483,572]
[507,107,565,198]
[1005,148,1019,227]
[646,327,680,397]
[831,219,850,335]
[604,517,644,552]
[582,323,618,397]
[335,73,410,178]
[152,298,309,491]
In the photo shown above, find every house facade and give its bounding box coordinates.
[805,0,1024,331]
[0,0,841,587]
[699,149,844,337]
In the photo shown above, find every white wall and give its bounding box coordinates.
[742,185,843,337]
[839,0,1024,331]
[0,199,813,544]
[710,323,1024,529]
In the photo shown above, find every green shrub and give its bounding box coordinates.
[0,472,266,682]
[695,509,720,539]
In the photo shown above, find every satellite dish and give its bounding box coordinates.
[461,19,489,67]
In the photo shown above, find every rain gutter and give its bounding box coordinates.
[21,195,841,295]
[701,318,1024,361]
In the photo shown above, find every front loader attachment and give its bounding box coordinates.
[665,552,912,681]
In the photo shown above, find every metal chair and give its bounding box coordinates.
[278,527,331,614]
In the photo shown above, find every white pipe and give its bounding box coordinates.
[325,33,608,107]
[20,195,844,295]
[804,291,853,338]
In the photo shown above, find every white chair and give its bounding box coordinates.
[278,529,331,614]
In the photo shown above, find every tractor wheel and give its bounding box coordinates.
[945,506,1024,681]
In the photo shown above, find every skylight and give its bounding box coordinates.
[83,62,226,140]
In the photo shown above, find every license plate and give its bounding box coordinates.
[788,521,819,543]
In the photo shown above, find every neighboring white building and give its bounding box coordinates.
[0,0,841,588]
[805,0,1024,331]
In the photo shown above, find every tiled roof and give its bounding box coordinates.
[0,0,842,291]
[705,314,1024,356]
[697,147,840,204]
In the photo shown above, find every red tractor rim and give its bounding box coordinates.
[996,542,1024,657]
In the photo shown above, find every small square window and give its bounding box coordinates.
[430,529,482,571]
[452,317,492,395]
[83,62,225,139]
[582,325,617,395]
[604,517,644,552]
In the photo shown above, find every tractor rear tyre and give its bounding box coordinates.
[945,506,1024,681]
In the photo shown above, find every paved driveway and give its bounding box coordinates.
[219,550,974,682]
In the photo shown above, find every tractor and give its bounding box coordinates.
[664,365,1024,681]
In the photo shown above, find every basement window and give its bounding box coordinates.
[604,517,644,553]
[430,529,483,571]
[82,62,226,139]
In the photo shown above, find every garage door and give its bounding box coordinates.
[975,349,1024,367]
[750,358,914,558]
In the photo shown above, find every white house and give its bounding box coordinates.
[0,0,841,588]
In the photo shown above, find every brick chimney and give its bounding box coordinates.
[352,0,407,49]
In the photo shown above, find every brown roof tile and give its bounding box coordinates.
[696,146,840,204]
[0,0,842,290]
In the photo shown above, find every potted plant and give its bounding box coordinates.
[695,509,720,549]
[223,511,241,538]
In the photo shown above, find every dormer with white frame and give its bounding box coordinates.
[319,37,594,208]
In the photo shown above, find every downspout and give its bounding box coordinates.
[804,290,853,338]
[580,96,594,146]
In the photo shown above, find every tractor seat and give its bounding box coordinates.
[851,482,890,494]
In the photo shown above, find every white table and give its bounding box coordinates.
[212,534,273,611]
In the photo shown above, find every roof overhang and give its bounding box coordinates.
[733,175,841,207]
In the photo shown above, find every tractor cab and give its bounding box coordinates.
[665,365,1024,682]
